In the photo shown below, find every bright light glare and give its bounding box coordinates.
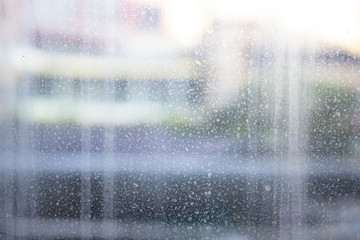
[154,0,360,53]
[276,0,360,53]
[210,0,275,20]
[162,0,211,48]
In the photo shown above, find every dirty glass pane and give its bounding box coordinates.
[1,0,360,239]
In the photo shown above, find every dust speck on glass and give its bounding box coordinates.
[1,0,360,239]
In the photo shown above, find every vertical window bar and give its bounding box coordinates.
[80,77,92,238]
[102,1,116,237]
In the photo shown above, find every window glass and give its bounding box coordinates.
[1,0,360,239]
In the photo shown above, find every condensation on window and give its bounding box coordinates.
[1,0,360,239]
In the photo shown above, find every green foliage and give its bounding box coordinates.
[309,82,357,156]
[163,79,358,157]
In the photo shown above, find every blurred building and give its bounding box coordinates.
[1,0,204,126]
[1,0,360,126]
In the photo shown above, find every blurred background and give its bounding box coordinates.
[1,0,360,239]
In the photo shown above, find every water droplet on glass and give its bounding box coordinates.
[206,26,214,34]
